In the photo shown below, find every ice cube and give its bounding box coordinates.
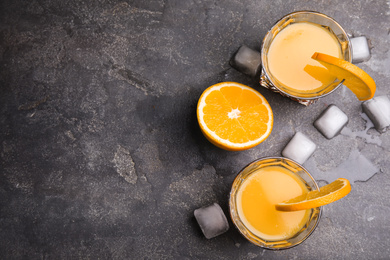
[230,45,261,77]
[194,203,229,239]
[282,132,316,165]
[314,104,349,139]
[362,95,390,133]
[351,36,371,63]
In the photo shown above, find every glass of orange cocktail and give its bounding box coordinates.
[260,11,352,105]
[229,157,321,249]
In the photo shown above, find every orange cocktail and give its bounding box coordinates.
[230,157,321,249]
[236,165,310,241]
[261,11,351,104]
[268,22,342,92]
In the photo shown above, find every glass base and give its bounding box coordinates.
[260,70,318,106]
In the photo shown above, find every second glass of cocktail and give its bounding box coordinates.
[229,157,322,249]
[260,11,352,105]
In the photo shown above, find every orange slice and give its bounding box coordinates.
[197,82,273,151]
[312,52,376,101]
[275,178,351,212]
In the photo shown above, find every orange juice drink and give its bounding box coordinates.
[236,165,310,241]
[260,11,351,105]
[267,22,342,93]
[230,157,321,249]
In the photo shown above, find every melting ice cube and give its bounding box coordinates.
[230,45,261,77]
[194,203,229,239]
[351,36,371,63]
[362,95,390,133]
[282,132,316,165]
[314,104,349,139]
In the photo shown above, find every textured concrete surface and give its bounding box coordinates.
[1,0,390,259]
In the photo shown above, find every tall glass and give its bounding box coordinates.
[260,11,352,105]
[229,157,321,249]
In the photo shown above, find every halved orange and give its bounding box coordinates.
[276,178,351,211]
[312,52,376,100]
[197,82,273,151]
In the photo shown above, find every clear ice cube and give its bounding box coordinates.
[362,95,390,133]
[282,132,316,165]
[351,36,371,63]
[194,203,229,239]
[314,104,349,139]
[230,45,261,77]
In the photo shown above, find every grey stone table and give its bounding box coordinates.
[1,0,389,259]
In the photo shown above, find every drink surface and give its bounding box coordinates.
[268,22,342,92]
[236,165,311,241]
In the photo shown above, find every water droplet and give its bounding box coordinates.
[305,149,379,184]
[340,113,382,146]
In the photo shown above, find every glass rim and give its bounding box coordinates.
[229,156,322,250]
[260,10,352,100]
